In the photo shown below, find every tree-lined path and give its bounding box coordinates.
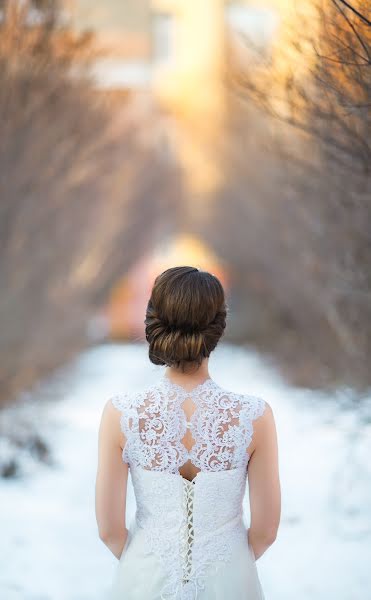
[1,342,370,600]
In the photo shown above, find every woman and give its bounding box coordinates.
[96,266,281,599]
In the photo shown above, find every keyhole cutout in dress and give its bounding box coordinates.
[179,395,201,483]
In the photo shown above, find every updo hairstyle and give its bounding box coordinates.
[144,266,227,372]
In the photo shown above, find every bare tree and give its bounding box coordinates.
[0,1,182,405]
[206,0,371,387]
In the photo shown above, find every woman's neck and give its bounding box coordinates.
[164,359,210,387]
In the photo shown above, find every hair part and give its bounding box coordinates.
[145,266,227,372]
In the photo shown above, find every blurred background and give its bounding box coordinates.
[0,1,370,599]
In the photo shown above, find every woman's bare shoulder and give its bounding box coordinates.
[250,399,277,446]
[108,392,131,413]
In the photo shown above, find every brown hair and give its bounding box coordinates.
[145,266,227,372]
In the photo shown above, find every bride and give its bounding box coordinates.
[95,266,281,599]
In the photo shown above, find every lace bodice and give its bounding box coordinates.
[110,376,266,600]
[111,375,265,475]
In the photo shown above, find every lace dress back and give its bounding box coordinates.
[110,375,266,600]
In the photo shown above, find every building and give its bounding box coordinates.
[68,0,307,220]
[67,1,282,90]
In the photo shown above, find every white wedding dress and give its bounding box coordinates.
[108,375,266,600]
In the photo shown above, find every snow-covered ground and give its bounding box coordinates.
[1,342,370,600]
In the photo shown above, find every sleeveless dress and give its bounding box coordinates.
[108,375,266,600]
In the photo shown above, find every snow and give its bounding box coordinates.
[1,342,370,599]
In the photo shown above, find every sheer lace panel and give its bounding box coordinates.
[110,376,266,474]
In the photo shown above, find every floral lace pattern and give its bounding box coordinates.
[110,375,266,472]
[110,376,266,599]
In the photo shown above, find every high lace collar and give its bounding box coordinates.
[158,373,216,396]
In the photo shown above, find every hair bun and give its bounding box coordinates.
[145,267,227,371]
